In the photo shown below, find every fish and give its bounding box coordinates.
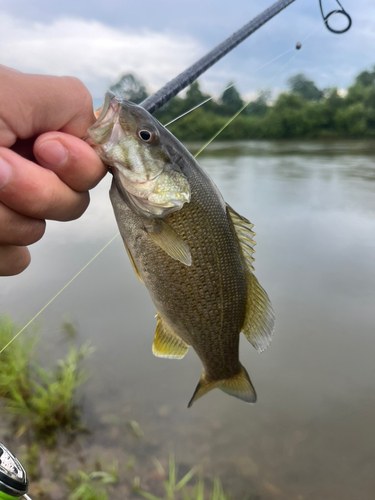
[87,91,275,407]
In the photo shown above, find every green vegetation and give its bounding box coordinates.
[66,462,119,500]
[134,456,229,500]
[111,66,375,141]
[0,317,231,499]
[0,316,91,443]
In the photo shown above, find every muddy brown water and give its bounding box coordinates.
[1,140,375,499]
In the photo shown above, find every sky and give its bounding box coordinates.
[1,0,375,102]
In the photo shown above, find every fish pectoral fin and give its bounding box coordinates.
[152,313,189,359]
[122,238,144,284]
[242,272,275,353]
[187,365,257,408]
[227,204,256,271]
[146,219,192,266]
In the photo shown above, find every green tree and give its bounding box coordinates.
[184,81,211,108]
[334,103,367,136]
[288,73,323,101]
[110,73,148,104]
[355,68,375,87]
[319,88,345,133]
[246,90,270,116]
[155,80,215,124]
[346,81,367,105]
[111,64,375,141]
[219,82,244,115]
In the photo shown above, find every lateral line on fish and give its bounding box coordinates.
[0,24,323,355]
[0,233,120,355]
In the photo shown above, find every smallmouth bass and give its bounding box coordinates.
[88,92,274,407]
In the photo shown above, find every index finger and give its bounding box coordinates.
[0,65,97,147]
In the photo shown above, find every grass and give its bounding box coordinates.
[0,315,92,443]
[65,456,229,500]
[65,461,119,500]
[0,316,231,499]
[134,456,229,500]
[0,315,37,401]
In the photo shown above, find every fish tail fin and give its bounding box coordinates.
[219,364,257,403]
[187,375,218,408]
[187,364,257,408]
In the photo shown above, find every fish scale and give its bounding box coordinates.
[89,97,274,406]
[111,165,246,381]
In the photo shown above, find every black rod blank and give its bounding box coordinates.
[140,0,297,114]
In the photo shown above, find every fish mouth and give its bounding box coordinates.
[87,91,190,217]
[86,92,123,154]
[87,95,165,185]
[89,120,159,185]
[93,91,118,128]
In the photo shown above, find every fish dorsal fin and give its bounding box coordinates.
[227,204,274,353]
[153,313,189,359]
[226,205,256,271]
[146,219,192,267]
[122,238,144,284]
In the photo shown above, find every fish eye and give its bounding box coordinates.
[138,129,155,143]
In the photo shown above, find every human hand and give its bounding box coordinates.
[0,65,107,276]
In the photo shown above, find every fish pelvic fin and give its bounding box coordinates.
[226,204,275,353]
[187,364,257,408]
[152,313,189,359]
[146,219,192,266]
[122,238,144,284]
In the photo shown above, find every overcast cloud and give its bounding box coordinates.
[0,13,203,97]
[1,0,375,100]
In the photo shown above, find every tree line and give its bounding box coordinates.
[110,68,375,141]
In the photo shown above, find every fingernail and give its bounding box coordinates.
[0,157,12,189]
[37,140,68,168]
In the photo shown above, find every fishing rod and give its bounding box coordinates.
[0,1,354,357]
[140,0,352,115]
[0,2,352,495]
[141,0,297,114]
[1,0,302,360]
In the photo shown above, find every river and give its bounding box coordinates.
[1,140,375,499]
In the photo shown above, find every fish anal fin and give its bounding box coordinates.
[122,238,144,284]
[242,272,275,353]
[227,205,256,271]
[146,219,192,267]
[187,365,257,408]
[153,314,189,359]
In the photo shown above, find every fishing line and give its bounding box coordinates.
[194,51,298,157]
[0,233,119,355]
[0,31,315,355]
[0,5,351,354]
[164,17,331,130]
[164,46,295,127]
[194,23,327,158]
[168,6,346,137]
